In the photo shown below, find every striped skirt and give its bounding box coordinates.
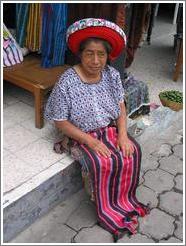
[76,126,149,237]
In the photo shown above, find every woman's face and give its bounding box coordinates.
[80,41,108,76]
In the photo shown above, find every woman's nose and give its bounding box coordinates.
[92,54,99,64]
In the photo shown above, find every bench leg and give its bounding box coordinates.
[34,87,44,129]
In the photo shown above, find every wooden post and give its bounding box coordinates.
[34,87,44,128]
[173,39,183,82]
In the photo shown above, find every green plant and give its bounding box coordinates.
[159,90,183,104]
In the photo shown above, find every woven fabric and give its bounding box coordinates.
[53,126,149,235]
[25,3,42,52]
[66,18,126,60]
[16,3,29,47]
[41,3,68,67]
[3,23,23,67]
[122,74,150,116]
[78,126,149,235]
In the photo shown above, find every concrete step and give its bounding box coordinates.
[3,154,82,242]
[3,107,182,242]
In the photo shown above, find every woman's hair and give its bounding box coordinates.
[79,37,112,57]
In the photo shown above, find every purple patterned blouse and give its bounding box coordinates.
[44,65,125,132]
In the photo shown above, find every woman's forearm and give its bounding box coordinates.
[54,120,92,145]
[55,120,111,157]
[116,102,128,138]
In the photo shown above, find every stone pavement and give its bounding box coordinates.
[9,107,184,244]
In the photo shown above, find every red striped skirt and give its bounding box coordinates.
[77,126,149,236]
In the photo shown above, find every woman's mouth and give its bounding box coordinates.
[91,67,101,70]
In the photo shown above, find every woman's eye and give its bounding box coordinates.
[84,51,106,59]
[98,53,106,58]
[85,52,93,57]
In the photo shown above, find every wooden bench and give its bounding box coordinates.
[3,55,70,128]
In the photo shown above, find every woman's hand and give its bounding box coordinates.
[115,102,134,157]
[87,137,111,158]
[116,134,134,157]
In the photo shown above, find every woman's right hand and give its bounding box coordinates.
[55,120,111,158]
[86,137,111,158]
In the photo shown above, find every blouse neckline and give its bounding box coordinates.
[72,66,104,86]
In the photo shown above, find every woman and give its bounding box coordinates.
[45,18,149,242]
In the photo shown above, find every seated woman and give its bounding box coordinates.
[45,18,149,242]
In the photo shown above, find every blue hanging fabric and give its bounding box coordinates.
[41,3,68,68]
[16,3,29,47]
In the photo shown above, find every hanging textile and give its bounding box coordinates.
[16,3,29,47]
[41,3,68,68]
[115,4,126,29]
[67,3,118,26]
[3,23,23,67]
[125,3,151,68]
[25,3,41,52]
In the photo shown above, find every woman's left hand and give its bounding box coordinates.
[116,134,134,157]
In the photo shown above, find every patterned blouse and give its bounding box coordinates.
[44,65,125,132]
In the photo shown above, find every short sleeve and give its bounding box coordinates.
[108,66,125,103]
[115,72,125,103]
[44,79,70,122]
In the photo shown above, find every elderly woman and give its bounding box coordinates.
[45,18,149,241]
